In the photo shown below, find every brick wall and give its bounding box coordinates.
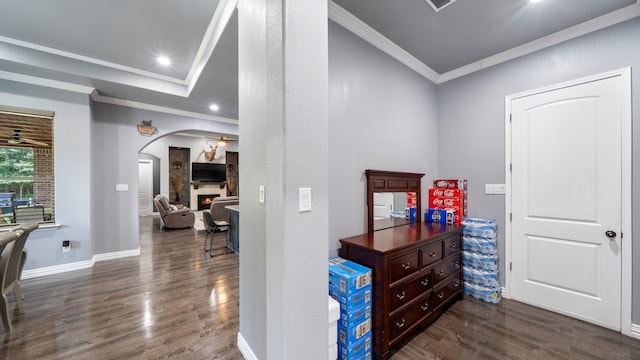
[33,147,54,220]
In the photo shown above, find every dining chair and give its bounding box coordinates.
[0,222,39,332]
[0,230,21,332]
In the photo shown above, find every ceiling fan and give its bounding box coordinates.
[4,129,49,147]
[216,136,237,146]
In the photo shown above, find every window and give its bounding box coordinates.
[0,107,54,225]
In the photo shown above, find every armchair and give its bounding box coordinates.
[153,194,195,229]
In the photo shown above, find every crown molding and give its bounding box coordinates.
[328,1,440,83]
[0,35,185,85]
[0,69,95,94]
[439,2,640,83]
[90,91,239,124]
[186,0,238,95]
[329,1,640,85]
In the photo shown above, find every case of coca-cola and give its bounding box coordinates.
[428,196,462,208]
[428,188,462,198]
[433,179,467,190]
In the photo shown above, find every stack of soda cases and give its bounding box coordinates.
[461,218,501,303]
[328,257,373,360]
[426,179,467,225]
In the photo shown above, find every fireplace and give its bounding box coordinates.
[197,194,220,211]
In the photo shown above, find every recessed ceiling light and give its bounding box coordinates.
[530,0,544,3]
[157,56,171,66]
[209,104,220,112]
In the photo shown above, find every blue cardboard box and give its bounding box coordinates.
[339,304,371,329]
[338,332,371,360]
[337,318,371,347]
[329,257,372,296]
[426,208,455,224]
[330,285,371,313]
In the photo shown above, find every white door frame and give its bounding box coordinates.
[504,68,633,337]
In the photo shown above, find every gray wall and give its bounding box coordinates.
[0,80,94,270]
[328,21,439,255]
[91,103,238,254]
[437,17,640,323]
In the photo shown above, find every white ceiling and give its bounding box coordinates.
[0,0,638,123]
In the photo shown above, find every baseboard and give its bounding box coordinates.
[22,247,141,280]
[93,247,141,262]
[237,332,258,360]
[630,323,640,340]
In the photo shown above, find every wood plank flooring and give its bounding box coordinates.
[0,216,242,360]
[1,216,639,359]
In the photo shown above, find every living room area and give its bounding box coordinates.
[138,130,239,231]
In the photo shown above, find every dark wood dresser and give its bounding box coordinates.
[339,221,463,360]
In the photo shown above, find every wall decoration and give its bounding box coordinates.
[137,120,157,136]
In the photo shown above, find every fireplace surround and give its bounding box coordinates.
[197,194,220,211]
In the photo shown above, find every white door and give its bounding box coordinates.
[510,75,624,330]
[373,192,394,219]
[138,160,153,216]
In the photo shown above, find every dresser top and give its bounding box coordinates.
[339,222,463,254]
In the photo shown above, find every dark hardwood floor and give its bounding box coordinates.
[1,216,242,360]
[1,216,640,359]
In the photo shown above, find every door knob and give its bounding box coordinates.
[605,230,617,238]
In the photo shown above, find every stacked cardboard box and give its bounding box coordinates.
[329,257,373,360]
[426,179,467,225]
[461,218,501,303]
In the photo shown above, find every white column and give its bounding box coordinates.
[238,1,329,359]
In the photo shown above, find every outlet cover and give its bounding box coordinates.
[485,184,506,194]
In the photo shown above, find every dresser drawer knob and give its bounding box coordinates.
[421,303,429,311]
[453,281,460,288]
[437,291,445,299]
[401,262,411,270]
[453,261,460,268]
[421,279,429,287]
[437,270,445,277]
[429,251,437,257]
[396,291,406,301]
[450,243,458,249]
[396,319,406,329]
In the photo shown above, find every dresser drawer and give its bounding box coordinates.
[389,250,420,284]
[433,253,461,284]
[433,272,462,308]
[420,242,442,268]
[443,235,462,257]
[389,272,432,313]
[389,294,432,342]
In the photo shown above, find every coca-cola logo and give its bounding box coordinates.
[432,198,444,206]
[444,189,455,197]
[433,189,445,197]
[443,199,456,206]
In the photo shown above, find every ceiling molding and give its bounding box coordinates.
[0,70,95,94]
[328,1,440,83]
[186,0,238,94]
[0,35,186,85]
[439,2,640,83]
[329,1,640,85]
[90,91,239,124]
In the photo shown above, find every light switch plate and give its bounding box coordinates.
[485,184,506,194]
[299,187,312,212]
[116,184,128,192]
